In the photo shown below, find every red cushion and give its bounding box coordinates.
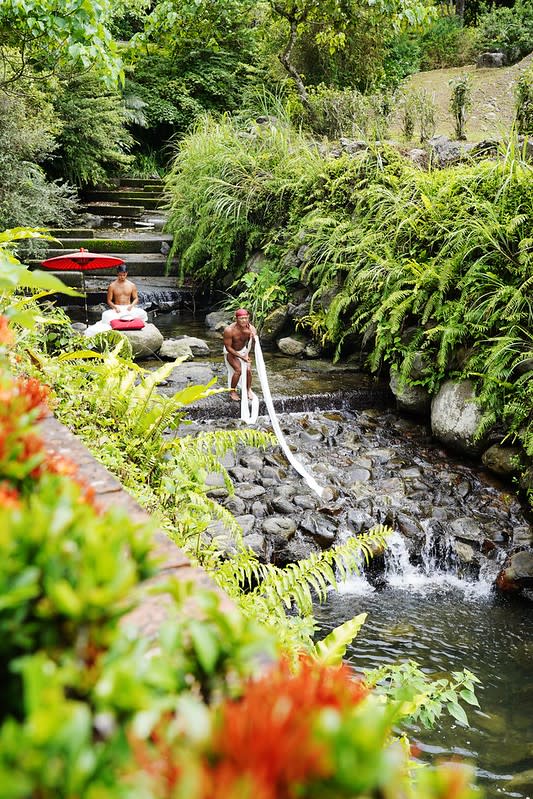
[110,318,145,331]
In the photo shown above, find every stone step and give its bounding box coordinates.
[48,228,95,239]
[84,191,163,203]
[82,204,145,218]
[120,178,165,189]
[85,196,162,210]
[43,236,173,254]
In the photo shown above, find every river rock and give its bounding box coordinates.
[122,323,164,360]
[159,339,194,361]
[496,550,533,592]
[261,305,289,345]
[167,363,215,387]
[235,514,256,535]
[294,494,318,510]
[390,369,431,415]
[454,540,475,564]
[71,322,87,333]
[239,483,266,501]
[431,379,488,456]
[223,496,246,516]
[278,336,306,357]
[175,336,210,356]
[262,516,297,540]
[449,517,484,544]
[481,444,521,475]
[270,496,295,515]
[476,51,505,68]
[243,532,266,557]
[205,311,228,331]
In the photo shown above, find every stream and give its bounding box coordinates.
[80,306,533,797]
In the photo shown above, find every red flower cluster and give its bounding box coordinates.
[204,656,368,799]
[0,481,20,508]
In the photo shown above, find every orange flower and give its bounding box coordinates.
[0,481,20,508]
[208,657,368,798]
[17,377,50,419]
[128,725,182,799]
[0,316,14,347]
[45,452,77,478]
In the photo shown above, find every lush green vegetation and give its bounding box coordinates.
[0,239,482,797]
[1,0,532,791]
[165,115,533,501]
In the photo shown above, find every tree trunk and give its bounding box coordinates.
[277,16,309,107]
[455,0,465,17]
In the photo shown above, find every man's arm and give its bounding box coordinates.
[128,282,139,310]
[107,283,117,310]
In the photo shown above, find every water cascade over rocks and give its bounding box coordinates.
[178,406,532,589]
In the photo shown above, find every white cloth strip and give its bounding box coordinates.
[224,342,259,424]
[253,336,325,498]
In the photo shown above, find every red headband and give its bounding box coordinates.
[235,309,249,317]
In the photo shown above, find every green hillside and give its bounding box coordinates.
[397,52,532,140]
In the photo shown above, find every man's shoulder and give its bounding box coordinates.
[223,322,236,333]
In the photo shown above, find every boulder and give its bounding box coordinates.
[476,52,506,68]
[159,339,194,361]
[407,148,428,169]
[246,250,269,273]
[481,444,521,475]
[496,550,533,592]
[427,136,463,166]
[261,305,289,345]
[167,362,216,388]
[390,368,431,415]
[278,336,306,357]
[431,379,488,456]
[71,322,87,333]
[121,323,163,360]
[205,311,229,331]
[175,335,210,356]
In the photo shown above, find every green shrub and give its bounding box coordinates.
[417,15,478,70]
[50,72,134,186]
[294,84,393,140]
[0,91,78,230]
[476,0,533,64]
[515,65,533,134]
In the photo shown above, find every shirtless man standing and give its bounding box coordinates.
[223,309,257,401]
[101,264,148,324]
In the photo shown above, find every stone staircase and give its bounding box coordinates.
[32,178,194,310]
[81,177,166,225]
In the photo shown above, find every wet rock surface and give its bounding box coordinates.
[175,407,533,585]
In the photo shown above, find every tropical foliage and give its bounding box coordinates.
[165,117,533,499]
[0,235,481,797]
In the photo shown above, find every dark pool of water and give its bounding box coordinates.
[316,587,533,799]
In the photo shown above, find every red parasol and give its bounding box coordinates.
[41,248,125,271]
[40,248,126,323]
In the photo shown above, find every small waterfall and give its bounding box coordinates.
[334,529,375,595]
[384,530,493,597]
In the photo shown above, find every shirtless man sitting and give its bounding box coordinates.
[101,264,148,325]
[223,309,257,401]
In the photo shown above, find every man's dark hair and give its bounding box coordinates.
[117,264,127,273]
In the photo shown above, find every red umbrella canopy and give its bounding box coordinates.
[41,248,125,271]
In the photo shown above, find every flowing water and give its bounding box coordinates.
[316,537,533,799]
[88,308,533,797]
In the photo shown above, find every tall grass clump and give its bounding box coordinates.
[164,113,324,286]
